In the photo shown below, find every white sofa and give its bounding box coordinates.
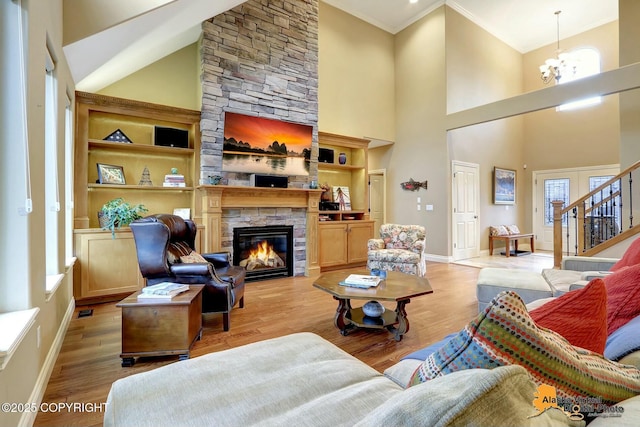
[104,330,640,427]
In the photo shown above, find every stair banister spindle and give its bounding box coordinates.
[629,172,634,228]
[571,207,577,255]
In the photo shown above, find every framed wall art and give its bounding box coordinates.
[493,167,516,205]
[97,163,126,185]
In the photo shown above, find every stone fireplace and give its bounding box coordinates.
[197,0,320,277]
[197,186,321,277]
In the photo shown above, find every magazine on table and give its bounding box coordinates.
[339,274,381,288]
[138,282,189,298]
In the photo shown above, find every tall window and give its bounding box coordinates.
[45,45,60,278]
[557,48,601,111]
[64,94,74,263]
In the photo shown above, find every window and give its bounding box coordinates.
[557,48,602,111]
[544,178,570,226]
[64,93,74,263]
[1,0,32,312]
[45,45,61,283]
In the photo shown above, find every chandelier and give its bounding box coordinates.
[539,11,577,84]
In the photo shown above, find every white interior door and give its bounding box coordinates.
[368,170,385,234]
[534,165,619,251]
[452,161,479,260]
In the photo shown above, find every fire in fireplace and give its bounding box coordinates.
[233,225,294,281]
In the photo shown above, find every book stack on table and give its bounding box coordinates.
[137,282,190,299]
[339,274,382,289]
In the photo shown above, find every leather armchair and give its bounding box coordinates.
[130,214,246,331]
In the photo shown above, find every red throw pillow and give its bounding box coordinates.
[604,263,640,334]
[610,237,640,271]
[529,278,607,354]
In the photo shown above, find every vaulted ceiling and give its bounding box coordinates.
[64,0,618,92]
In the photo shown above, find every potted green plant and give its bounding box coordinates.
[98,197,148,238]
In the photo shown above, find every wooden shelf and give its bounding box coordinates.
[319,210,368,222]
[88,184,194,191]
[88,139,194,155]
[74,91,201,302]
[317,132,372,270]
[318,163,364,171]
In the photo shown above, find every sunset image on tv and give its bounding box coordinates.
[222,111,312,176]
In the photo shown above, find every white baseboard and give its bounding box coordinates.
[19,297,75,427]
[424,253,451,264]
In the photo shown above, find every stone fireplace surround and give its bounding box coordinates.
[197,186,322,277]
[197,0,320,278]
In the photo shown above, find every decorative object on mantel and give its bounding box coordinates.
[103,128,132,143]
[208,175,223,185]
[98,197,147,238]
[539,10,577,84]
[320,183,332,201]
[139,166,152,186]
[400,178,428,191]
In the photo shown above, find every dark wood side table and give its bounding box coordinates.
[313,271,433,341]
[116,285,204,367]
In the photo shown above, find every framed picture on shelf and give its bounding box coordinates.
[332,186,351,210]
[97,163,126,185]
[493,167,516,205]
[173,208,191,220]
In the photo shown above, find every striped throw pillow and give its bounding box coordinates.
[410,291,640,406]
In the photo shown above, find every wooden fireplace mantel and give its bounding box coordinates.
[197,185,323,277]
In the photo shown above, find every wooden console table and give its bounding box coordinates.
[489,233,535,257]
[116,285,203,367]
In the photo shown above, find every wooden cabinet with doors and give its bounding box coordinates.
[317,132,373,269]
[318,221,375,269]
[73,92,201,303]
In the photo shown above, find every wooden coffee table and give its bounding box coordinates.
[116,285,204,367]
[313,270,433,341]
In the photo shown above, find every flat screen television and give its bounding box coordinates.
[154,126,189,148]
[318,148,334,163]
[222,111,312,176]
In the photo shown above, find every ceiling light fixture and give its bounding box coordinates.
[539,10,577,84]
[410,0,419,4]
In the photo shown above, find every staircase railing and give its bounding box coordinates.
[552,160,640,267]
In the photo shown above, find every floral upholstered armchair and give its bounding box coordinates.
[367,224,427,277]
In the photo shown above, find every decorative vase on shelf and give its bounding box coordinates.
[362,300,385,317]
[338,152,347,165]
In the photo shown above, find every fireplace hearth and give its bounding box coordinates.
[233,225,294,282]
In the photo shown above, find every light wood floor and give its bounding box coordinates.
[33,256,549,427]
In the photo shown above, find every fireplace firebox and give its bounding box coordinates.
[233,225,294,281]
